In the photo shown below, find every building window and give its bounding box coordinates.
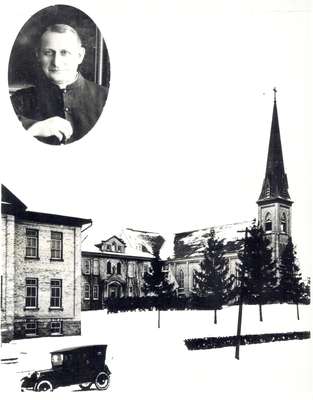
[84,284,90,300]
[128,263,134,277]
[265,185,270,198]
[117,262,122,275]
[26,229,38,258]
[192,270,197,289]
[25,320,37,336]
[84,259,91,274]
[142,264,149,276]
[51,232,63,260]
[93,259,100,275]
[93,284,99,300]
[112,242,116,252]
[265,213,272,232]
[50,280,62,308]
[50,321,63,335]
[118,245,122,252]
[25,278,38,308]
[106,244,111,251]
[281,213,287,233]
[178,269,184,289]
[107,261,112,274]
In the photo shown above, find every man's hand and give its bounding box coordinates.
[28,116,73,144]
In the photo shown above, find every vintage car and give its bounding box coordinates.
[20,344,111,392]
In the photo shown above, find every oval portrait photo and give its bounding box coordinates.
[8,4,110,145]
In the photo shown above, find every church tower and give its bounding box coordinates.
[257,89,293,262]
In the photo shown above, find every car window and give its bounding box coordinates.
[51,353,63,367]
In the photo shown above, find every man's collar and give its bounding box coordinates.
[62,73,84,90]
[37,72,85,91]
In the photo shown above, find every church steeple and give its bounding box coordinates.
[257,89,293,263]
[258,89,291,204]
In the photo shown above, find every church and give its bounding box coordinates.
[1,93,293,336]
[81,91,293,305]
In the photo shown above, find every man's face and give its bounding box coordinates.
[38,30,85,87]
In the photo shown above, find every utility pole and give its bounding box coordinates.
[235,227,248,360]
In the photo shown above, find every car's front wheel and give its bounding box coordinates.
[36,379,54,392]
[94,372,110,390]
[79,382,93,391]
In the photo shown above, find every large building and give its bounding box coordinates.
[81,230,161,310]
[81,94,293,303]
[1,185,91,342]
[169,93,293,295]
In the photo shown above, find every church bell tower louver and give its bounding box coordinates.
[257,89,293,262]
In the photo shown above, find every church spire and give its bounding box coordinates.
[258,89,292,204]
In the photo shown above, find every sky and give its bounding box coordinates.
[0,0,312,276]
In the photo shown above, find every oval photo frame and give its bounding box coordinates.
[8,4,110,145]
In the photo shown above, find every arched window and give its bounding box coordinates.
[280,213,287,233]
[178,269,184,289]
[117,262,122,275]
[264,212,272,232]
[107,261,112,274]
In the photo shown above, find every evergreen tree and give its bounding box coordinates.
[237,222,277,321]
[142,251,175,327]
[278,237,306,320]
[194,229,235,324]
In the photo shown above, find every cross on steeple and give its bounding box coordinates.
[273,87,277,102]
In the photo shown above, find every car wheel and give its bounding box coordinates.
[20,379,26,392]
[36,379,54,392]
[79,382,92,390]
[94,372,110,390]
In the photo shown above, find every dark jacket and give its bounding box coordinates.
[10,73,109,145]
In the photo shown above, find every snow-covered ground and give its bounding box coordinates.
[1,304,312,399]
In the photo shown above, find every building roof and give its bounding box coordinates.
[95,235,126,250]
[171,221,251,259]
[1,184,27,214]
[258,95,292,204]
[1,185,91,227]
[96,223,252,261]
[119,228,166,256]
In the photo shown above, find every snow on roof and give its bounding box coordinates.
[172,221,252,259]
[119,228,165,255]
[81,227,155,259]
[81,221,253,261]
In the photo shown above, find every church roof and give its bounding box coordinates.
[258,93,292,204]
[171,221,250,259]
[107,222,252,260]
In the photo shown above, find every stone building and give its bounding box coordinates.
[81,231,156,310]
[95,95,292,298]
[79,94,293,307]
[1,185,91,342]
[168,94,292,293]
